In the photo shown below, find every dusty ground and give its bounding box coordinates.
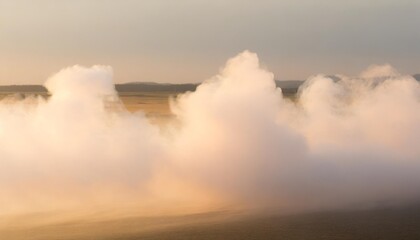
[1,207,420,240]
[119,92,175,126]
[119,92,173,116]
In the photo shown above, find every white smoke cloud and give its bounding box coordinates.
[0,65,165,216]
[0,51,419,221]
[169,51,420,211]
[170,51,307,207]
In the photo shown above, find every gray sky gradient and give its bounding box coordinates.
[1,0,419,84]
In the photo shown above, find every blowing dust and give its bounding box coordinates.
[0,51,419,223]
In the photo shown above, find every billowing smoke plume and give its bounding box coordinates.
[0,51,420,220]
[170,52,420,210]
[0,66,165,216]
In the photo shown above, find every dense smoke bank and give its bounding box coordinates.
[0,52,419,221]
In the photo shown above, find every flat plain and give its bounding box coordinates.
[2,207,420,240]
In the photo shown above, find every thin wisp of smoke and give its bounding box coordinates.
[0,51,419,221]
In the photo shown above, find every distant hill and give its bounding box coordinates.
[0,83,199,94]
[0,74,418,94]
[0,80,305,94]
[1,75,418,95]
[115,82,198,93]
[117,80,305,93]
[0,85,47,93]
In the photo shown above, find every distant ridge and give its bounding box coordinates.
[115,82,198,93]
[1,75,418,94]
[0,85,48,93]
[0,80,306,94]
[0,83,199,94]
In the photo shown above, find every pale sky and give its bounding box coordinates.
[1,0,419,84]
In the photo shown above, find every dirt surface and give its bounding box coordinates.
[1,207,420,240]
